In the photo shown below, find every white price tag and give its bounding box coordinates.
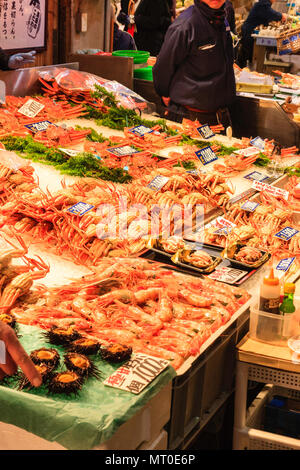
[103,353,169,394]
[18,99,45,118]
[147,175,169,191]
[208,267,247,284]
[0,80,6,105]
[59,148,81,157]
[251,180,289,200]
[234,147,260,157]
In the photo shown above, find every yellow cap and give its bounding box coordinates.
[284,282,295,294]
[263,268,279,286]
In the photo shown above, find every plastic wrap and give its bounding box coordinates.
[0,150,29,171]
[0,325,175,450]
[39,68,149,111]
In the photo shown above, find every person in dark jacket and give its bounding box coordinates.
[113,23,137,50]
[237,0,287,68]
[153,0,235,126]
[0,48,36,70]
[225,0,236,34]
[134,0,173,56]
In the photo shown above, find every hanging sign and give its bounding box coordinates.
[0,0,47,51]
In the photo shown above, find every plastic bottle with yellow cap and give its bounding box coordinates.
[280,282,296,315]
[259,268,281,314]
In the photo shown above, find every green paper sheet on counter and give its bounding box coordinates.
[0,325,176,450]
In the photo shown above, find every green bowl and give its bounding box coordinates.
[112,50,150,64]
[134,66,153,81]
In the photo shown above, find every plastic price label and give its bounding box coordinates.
[244,171,269,182]
[250,136,265,151]
[147,175,169,191]
[25,121,54,133]
[276,257,296,272]
[195,146,218,165]
[241,200,259,212]
[128,125,154,137]
[274,227,299,241]
[197,124,215,139]
[107,145,139,157]
[66,202,94,216]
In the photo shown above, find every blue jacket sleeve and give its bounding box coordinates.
[153,25,189,97]
[265,5,282,22]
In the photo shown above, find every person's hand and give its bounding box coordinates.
[0,321,42,387]
[282,13,287,22]
[8,50,36,70]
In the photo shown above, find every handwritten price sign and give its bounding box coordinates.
[103,353,169,394]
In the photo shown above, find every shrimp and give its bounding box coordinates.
[96,289,135,307]
[155,296,173,322]
[134,287,163,304]
[177,289,213,308]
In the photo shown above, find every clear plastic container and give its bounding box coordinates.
[249,297,300,346]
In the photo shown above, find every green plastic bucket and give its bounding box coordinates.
[112,50,150,64]
[134,66,153,81]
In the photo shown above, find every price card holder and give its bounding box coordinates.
[195,146,218,165]
[66,202,94,217]
[0,80,6,105]
[103,353,169,394]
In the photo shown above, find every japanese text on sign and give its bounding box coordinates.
[107,145,139,157]
[103,353,169,394]
[208,267,247,284]
[250,136,265,151]
[274,227,299,241]
[147,175,169,191]
[197,124,215,139]
[244,171,269,182]
[66,202,94,217]
[0,0,46,50]
[25,121,54,133]
[128,125,154,137]
[241,200,259,212]
[195,146,218,165]
[251,180,289,200]
[276,257,296,272]
[234,147,260,157]
[18,99,45,118]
